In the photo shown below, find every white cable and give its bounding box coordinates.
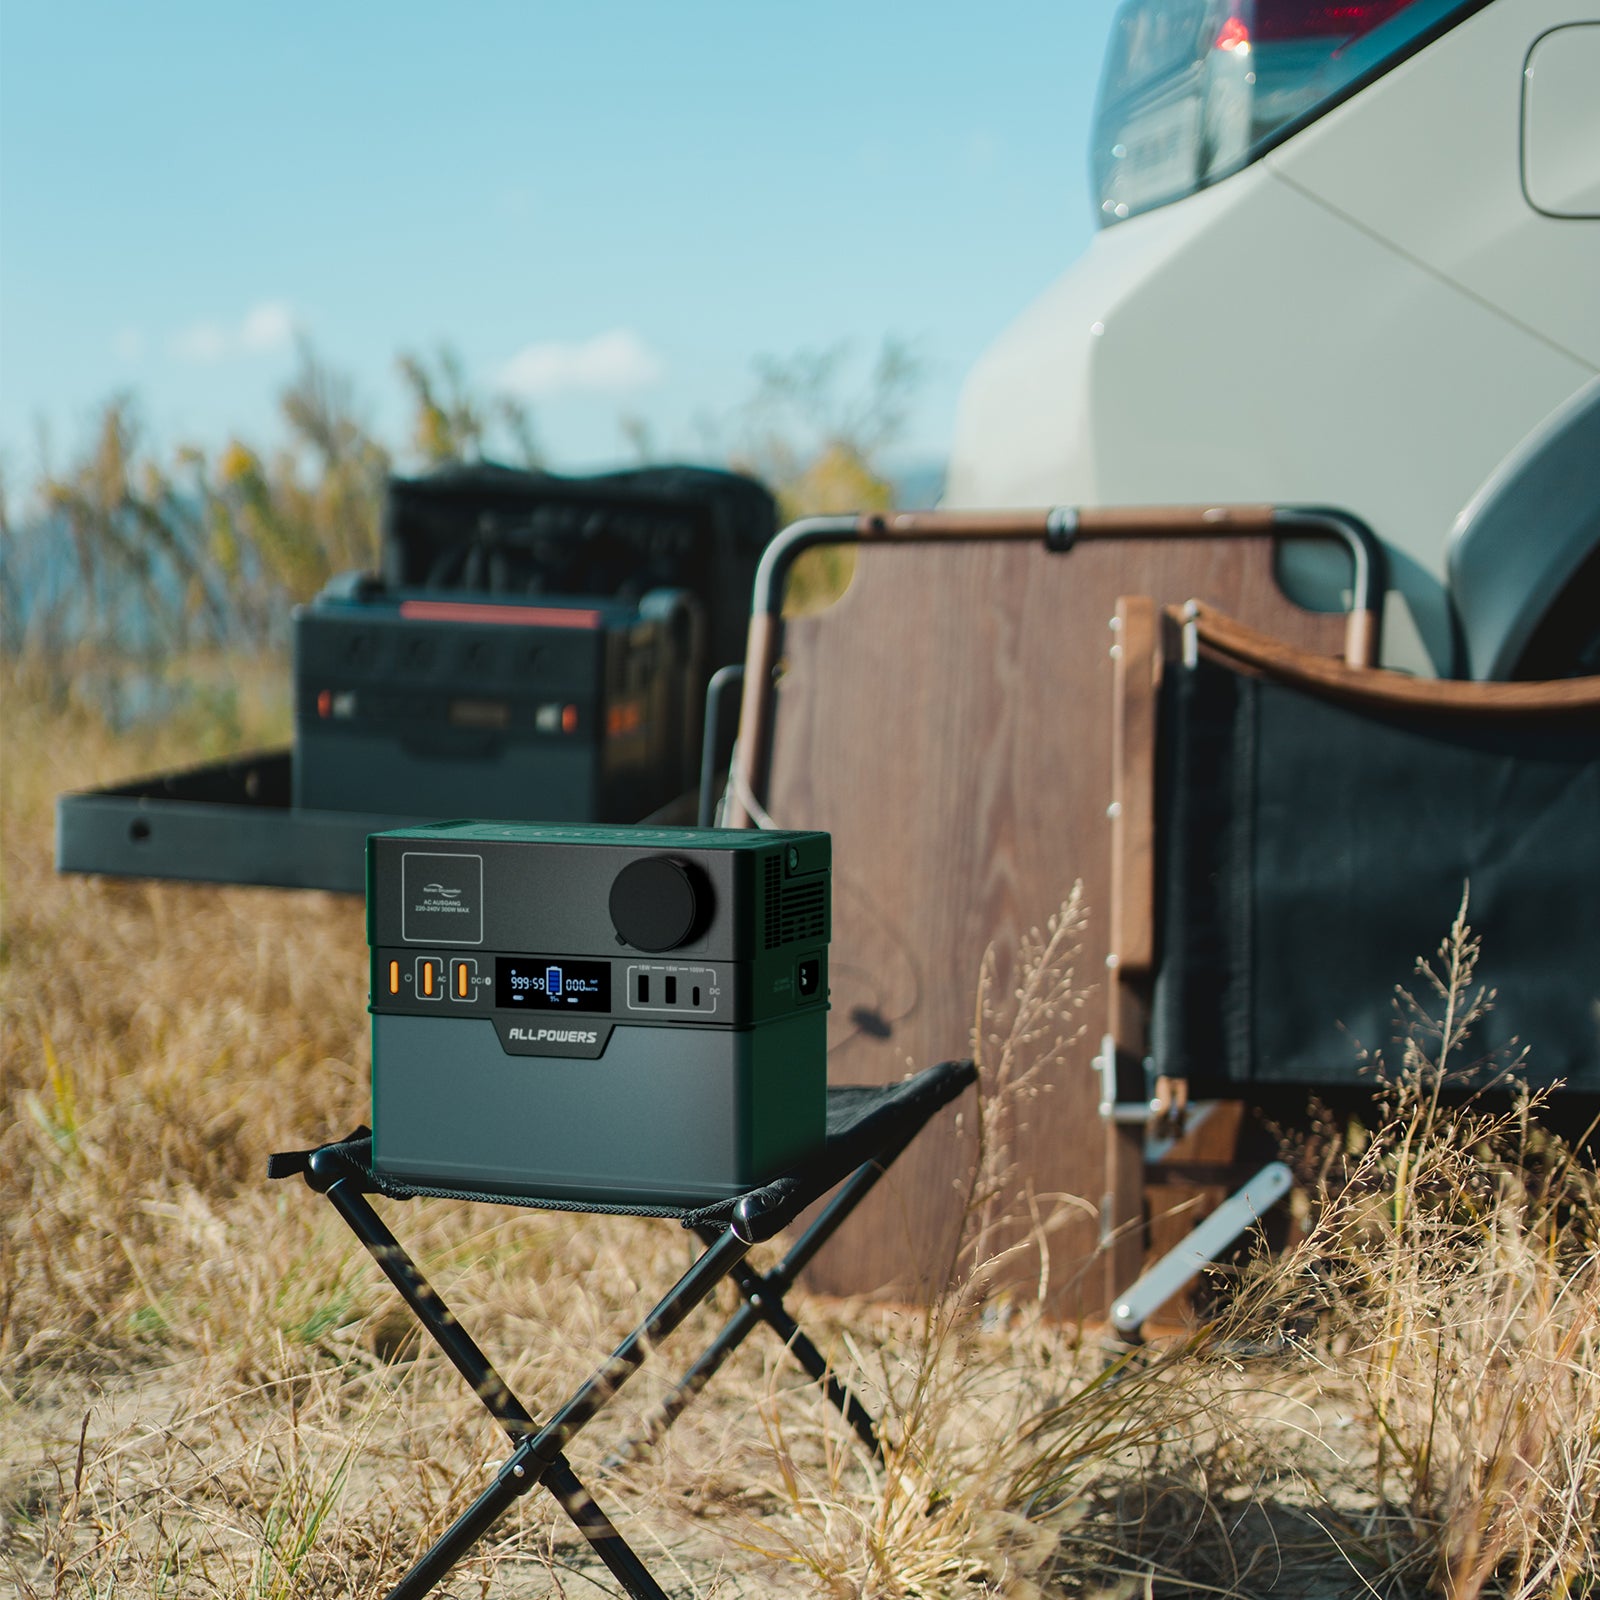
[724,741,777,830]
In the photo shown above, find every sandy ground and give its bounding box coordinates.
[3,1312,1396,1600]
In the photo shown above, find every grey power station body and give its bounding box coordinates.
[367,821,830,1204]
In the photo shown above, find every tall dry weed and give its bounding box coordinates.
[734,891,1099,1598]
[1237,899,1600,1598]
[1007,896,1600,1600]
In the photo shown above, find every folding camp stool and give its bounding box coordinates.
[269,1056,976,1600]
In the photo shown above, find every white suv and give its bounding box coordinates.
[945,0,1600,675]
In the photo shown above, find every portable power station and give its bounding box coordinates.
[294,577,701,823]
[367,821,830,1204]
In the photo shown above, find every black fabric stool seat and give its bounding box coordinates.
[269,1057,976,1600]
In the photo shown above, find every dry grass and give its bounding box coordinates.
[1006,908,1600,1600]
[1232,910,1600,1598]
[4,663,1598,1599]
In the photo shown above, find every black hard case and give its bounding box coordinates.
[292,584,697,823]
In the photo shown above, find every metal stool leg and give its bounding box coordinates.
[614,1150,915,1464]
[387,1454,670,1600]
[373,1213,753,1599]
[321,1175,532,1436]
[318,1172,708,1600]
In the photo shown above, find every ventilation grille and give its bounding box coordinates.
[765,863,826,950]
[764,857,783,949]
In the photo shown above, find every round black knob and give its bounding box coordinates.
[609,856,705,951]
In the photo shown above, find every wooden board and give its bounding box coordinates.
[760,535,1349,1317]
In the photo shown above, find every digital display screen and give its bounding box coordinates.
[495,956,612,1013]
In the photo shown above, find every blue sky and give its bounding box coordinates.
[1,3,1119,486]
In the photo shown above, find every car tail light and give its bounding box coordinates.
[1091,0,1483,226]
[1215,15,1251,49]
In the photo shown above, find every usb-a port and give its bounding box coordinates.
[637,973,650,1005]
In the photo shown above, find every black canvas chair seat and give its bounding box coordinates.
[1152,609,1600,1097]
[270,1057,975,1600]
